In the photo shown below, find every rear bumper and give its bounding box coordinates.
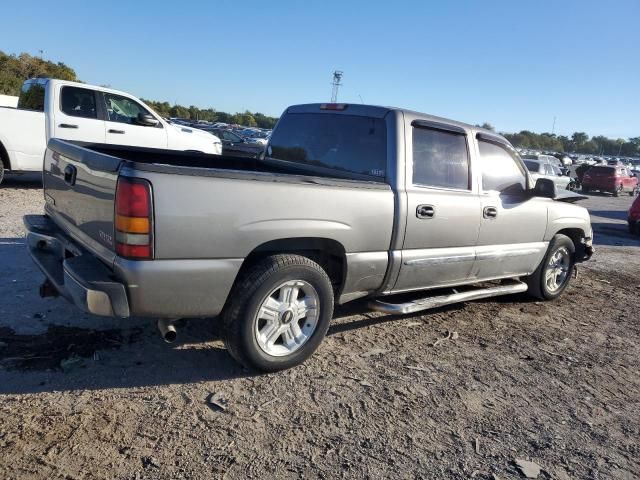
[24,215,130,317]
[24,214,244,318]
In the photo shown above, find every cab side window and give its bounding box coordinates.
[412,127,470,190]
[104,93,153,125]
[60,86,97,119]
[478,139,527,194]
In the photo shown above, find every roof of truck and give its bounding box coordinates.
[25,77,145,102]
[285,103,503,140]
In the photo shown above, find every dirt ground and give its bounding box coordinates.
[1,173,639,479]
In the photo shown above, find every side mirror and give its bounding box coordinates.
[533,178,556,198]
[136,112,159,127]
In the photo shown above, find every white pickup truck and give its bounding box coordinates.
[0,78,222,184]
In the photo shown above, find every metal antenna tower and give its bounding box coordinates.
[330,70,343,103]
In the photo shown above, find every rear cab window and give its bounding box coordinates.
[17,79,47,111]
[266,113,387,181]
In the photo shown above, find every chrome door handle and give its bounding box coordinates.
[416,204,435,219]
[108,129,125,134]
[59,123,78,129]
[483,206,498,219]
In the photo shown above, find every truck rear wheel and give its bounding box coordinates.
[0,162,4,185]
[525,234,575,301]
[221,254,334,371]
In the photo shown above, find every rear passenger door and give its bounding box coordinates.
[394,120,481,292]
[53,86,106,143]
[473,135,548,280]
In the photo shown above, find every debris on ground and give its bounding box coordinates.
[432,330,459,347]
[515,459,542,478]
[207,393,228,412]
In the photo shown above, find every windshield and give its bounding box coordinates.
[524,160,539,172]
[266,113,387,181]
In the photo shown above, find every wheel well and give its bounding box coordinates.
[241,237,347,292]
[0,141,10,170]
[555,228,585,254]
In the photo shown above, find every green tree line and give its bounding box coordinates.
[1,51,636,149]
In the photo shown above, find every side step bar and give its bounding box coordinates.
[368,280,528,315]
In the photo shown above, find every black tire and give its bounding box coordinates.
[525,234,576,301]
[629,221,636,235]
[221,254,334,372]
[0,162,4,186]
[629,191,635,197]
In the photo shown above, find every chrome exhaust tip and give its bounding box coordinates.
[157,318,177,343]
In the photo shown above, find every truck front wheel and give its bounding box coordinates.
[525,234,575,300]
[221,254,334,371]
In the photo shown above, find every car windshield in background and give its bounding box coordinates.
[524,160,539,172]
[590,166,615,174]
[267,113,387,181]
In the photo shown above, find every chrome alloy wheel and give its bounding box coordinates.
[545,246,571,293]
[254,280,320,357]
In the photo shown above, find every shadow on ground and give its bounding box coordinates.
[1,173,42,189]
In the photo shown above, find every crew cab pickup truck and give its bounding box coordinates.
[24,103,593,371]
[0,78,222,184]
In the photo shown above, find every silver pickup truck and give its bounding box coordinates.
[24,103,593,371]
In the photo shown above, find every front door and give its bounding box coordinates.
[53,85,106,143]
[393,121,481,292]
[473,136,548,280]
[103,92,167,149]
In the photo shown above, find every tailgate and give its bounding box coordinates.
[43,139,121,260]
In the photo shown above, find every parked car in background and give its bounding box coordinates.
[628,194,640,235]
[582,165,638,196]
[523,154,568,175]
[0,78,222,184]
[208,128,265,158]
[524,159,573,190]
[24,103,593,371]
[237,128,269,145]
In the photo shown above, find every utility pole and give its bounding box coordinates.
[330,70,343,103]
[552,116,556,135]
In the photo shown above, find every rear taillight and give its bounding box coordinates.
[115,177,153,260]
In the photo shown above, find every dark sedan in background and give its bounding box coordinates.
[208,128,265,158]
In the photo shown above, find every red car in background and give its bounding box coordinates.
[629,194,640,235]
[582,166,638,196]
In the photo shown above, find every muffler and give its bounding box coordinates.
[157,318,177,343]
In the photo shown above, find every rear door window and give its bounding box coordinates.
[412,127,469,189]
[60,86,97,118]
[267,113,387,180]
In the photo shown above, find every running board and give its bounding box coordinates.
[368,281,528,315]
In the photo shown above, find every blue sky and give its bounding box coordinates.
[1,0,638,138]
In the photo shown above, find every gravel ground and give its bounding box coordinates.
[0,173,639,479]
